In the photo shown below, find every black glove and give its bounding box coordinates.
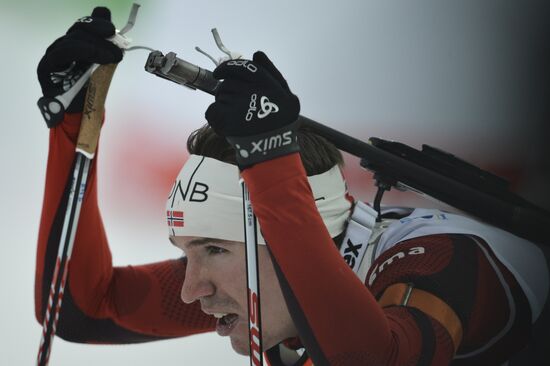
[205,51,301,168]
[37,7,123,127]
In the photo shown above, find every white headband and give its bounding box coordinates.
[166,155,351,244]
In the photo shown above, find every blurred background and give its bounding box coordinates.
[1,0,548,364]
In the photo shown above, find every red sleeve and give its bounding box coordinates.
[35,113,215,343]
[242,153,448,365]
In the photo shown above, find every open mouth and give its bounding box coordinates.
[215,313,239,336]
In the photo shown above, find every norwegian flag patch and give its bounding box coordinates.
[167,210,184,227]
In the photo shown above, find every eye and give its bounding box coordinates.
[205,245,227,255]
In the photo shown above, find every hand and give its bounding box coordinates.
[205,51,301,168]
[37,7,123,127]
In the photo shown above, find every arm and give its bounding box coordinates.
[34,114,216,344]
[35,7,215,343]
[242,154,437,365]
[368,233,531,365]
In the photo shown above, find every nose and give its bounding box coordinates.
[180,257,215,304]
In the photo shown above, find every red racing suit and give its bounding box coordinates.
[35,113,537,365]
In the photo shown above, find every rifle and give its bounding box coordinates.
[144,47,550,245]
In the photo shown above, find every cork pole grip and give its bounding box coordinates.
[76,63,118,158]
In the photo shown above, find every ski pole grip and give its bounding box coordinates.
[76,63,118,158]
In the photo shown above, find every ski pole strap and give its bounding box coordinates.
[241,180,263,366]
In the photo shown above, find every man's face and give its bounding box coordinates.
[171,236,297,355]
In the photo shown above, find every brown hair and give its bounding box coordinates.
[187,119,344,176]
[186,119,346,245]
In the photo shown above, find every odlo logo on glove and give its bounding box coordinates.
[226,59,258,73]
[77,16,93,23]
[246,93,279,122]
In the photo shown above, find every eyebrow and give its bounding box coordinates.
[187,237,228,247]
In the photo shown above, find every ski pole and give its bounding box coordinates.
[36,5,140,365]
[241,181,263,366]
[36,60,118,366]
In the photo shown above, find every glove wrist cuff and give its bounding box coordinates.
[226,119,301,169]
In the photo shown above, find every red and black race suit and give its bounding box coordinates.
[36,114,532,365]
